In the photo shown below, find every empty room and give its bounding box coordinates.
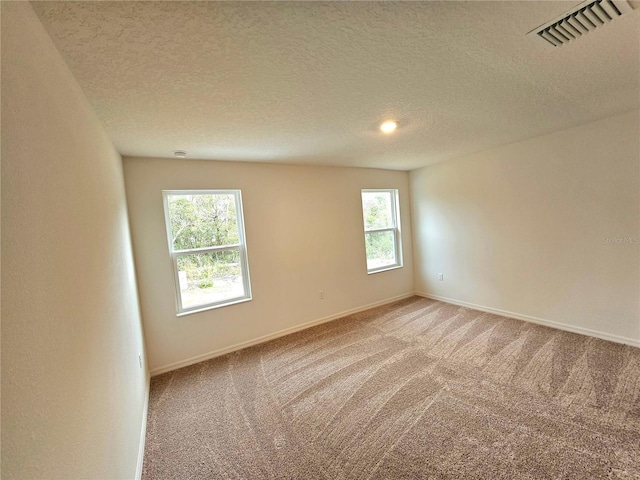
[2,1,639,479]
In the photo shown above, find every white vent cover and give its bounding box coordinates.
[527,0,633,47]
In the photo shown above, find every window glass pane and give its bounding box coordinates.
[177,250,244,309]
[365,231,397,270]
[167,193,239,250]
[362,191,393,230]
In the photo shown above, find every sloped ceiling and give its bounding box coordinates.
[32,1,639,170]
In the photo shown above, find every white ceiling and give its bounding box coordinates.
[32,1,640,170]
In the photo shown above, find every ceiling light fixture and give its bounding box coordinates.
[380,120,398,134]
[173,150,187,158]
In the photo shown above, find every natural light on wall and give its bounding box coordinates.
[162,190,252,315]
[361,189,402,273]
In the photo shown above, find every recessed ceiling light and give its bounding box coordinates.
[380,120,398,134]
[173,150,187,158]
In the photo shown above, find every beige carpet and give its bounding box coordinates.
[142,297,640,479]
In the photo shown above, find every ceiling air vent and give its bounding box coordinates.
[527,0,633,47]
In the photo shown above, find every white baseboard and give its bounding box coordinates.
[135,375,150,480]
[415,292,640,348]
[150,292,415,376]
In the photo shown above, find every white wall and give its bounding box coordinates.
[123,157,414,374]
[410,110,640,345]
[1,3,148,479]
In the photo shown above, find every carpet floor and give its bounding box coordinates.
[142,296,640,479]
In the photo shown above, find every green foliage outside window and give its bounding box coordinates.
[362,191,397,267]
[167,194,241,291]
[362,191,392,230]
[168,194,239,250]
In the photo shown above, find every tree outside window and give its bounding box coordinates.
[163,190,251,314]
[361,189,402,273]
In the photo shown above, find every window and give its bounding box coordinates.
[162,190,251,315]
[361,189,402,274]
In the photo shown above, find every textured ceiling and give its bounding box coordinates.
[32,1,640,170]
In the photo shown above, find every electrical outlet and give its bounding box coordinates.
[319,290,324,300]
[438,273,444,281]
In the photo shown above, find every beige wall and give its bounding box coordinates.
[1,3,148,479]
[410,110,640,345]
[123,158,414,374]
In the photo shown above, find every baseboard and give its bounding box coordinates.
[150,292,416,376]
[135,375,150,480]
[415,292,640,348]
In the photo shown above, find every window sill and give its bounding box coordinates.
[176,296,252,317]
[367,264,403,275]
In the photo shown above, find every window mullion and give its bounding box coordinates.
[173,244,240,255]
[364,227,397,233]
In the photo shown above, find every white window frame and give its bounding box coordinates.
[162,189,252,316]
[361,189,403,274]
